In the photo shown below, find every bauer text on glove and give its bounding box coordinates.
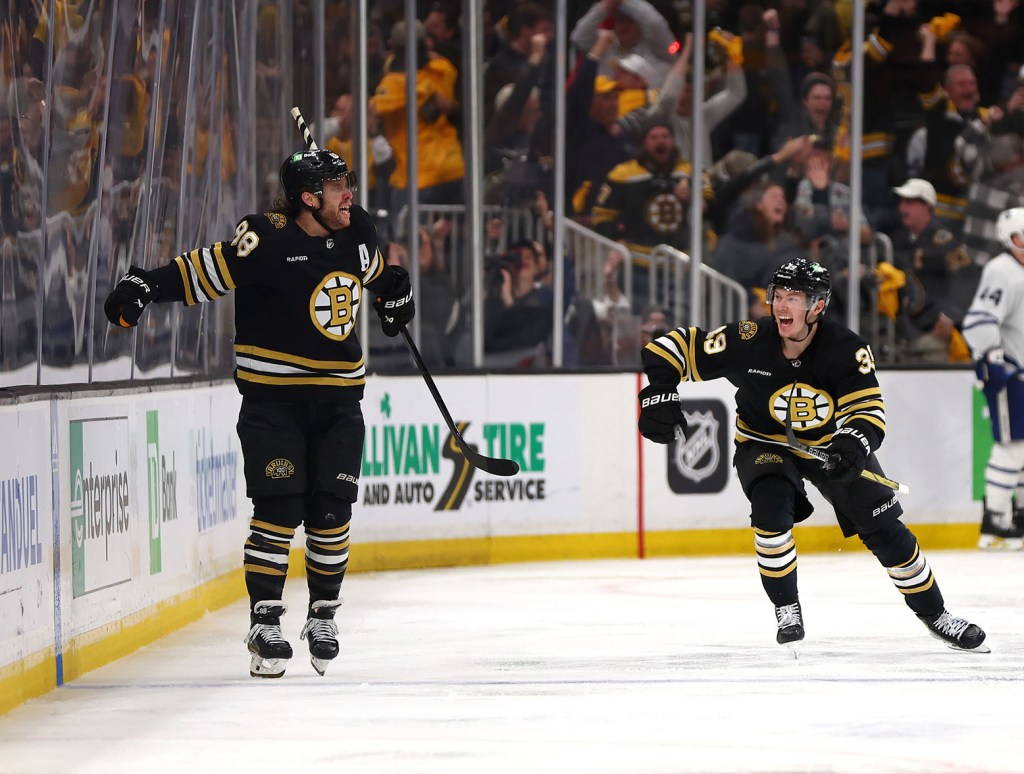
[104,266,159,328]
[637,384,685,444]
[374,265,415,337]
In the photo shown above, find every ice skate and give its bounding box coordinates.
[774,601,804,657]
[978,508,1024,551]
[300,599,343,676]
[244,600,292,677]
[918,609,990,653]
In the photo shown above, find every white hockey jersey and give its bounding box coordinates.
[962,252,1024,366]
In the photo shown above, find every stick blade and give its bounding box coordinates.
[473,456,516,475]
[467,451,520,477]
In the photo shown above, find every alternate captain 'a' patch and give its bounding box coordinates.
[265,212,287,229]
[739,320,758,340]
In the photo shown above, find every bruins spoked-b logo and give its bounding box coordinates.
[668,398,729,494]
[771,383,833,431]
[310,271,361,340]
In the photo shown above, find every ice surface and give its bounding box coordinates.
[1,550,1021,774]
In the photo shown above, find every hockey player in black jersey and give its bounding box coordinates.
[638,257,988,654]
[103,148,415,677]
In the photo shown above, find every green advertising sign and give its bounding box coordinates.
[147,411,162,574]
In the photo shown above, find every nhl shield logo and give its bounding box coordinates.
[667,399,729,494]
[674,410,720,483]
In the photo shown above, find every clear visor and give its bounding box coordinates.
[766,284,818,310]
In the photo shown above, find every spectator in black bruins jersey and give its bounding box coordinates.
[102,149,415,679]
[637,257,987,654]
[592,118,698,312]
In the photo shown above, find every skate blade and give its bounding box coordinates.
[310,656,332,676]
[249,655,288,678]
[977,537,1024,551]
[945,641,991,654]
[784,641,801,659]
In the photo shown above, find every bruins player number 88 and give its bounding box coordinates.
[104,148,415,678]
[638,257,987,654]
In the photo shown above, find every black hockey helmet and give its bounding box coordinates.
[280,149,357,207]
[766,257,832,313]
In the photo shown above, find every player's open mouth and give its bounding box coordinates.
[778,315,794,326]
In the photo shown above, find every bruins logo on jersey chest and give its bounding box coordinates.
[310,271,362,340]
[771,383,834,431]
[645,191,684,235]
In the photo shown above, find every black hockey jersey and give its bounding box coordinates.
[641,316,886,456]
[151,205,394,400]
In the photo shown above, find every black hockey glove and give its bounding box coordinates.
[104,265,159,328]
[638,383,685,444]
[374,265,415,337]
[823,427,870,484]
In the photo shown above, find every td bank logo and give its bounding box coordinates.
[146,410,179,575]
[667,399,730,494]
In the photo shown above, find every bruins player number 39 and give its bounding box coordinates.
[638,257,987,655]
[103,148,415,678]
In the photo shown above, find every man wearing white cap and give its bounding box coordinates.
[890,178,975,363]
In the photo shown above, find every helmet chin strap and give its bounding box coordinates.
[306,194,333,233]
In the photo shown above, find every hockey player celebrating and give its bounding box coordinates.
[962,207,1024,550]
[638,257,988,653]
[103,149,415,677]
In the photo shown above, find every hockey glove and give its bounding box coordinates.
[975,349,1013,401]
[104,265,159,328]
[374,265,415,337]
[638,384,685,444]
[823,427,870,484]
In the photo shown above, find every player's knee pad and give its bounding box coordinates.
[749,475,796,533]
[306,492,352,532]
[859,519,917,567]
[252,494,306,531]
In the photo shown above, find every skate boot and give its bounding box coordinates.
[774,601,804,655]
[978,508,1024,551]
[244,600,292,678]
[300,599,343,676]
[918,609,990,653]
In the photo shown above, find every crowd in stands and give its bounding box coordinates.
[350,0,1024,368]
[4,0,1024,376]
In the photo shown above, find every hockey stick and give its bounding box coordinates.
[400,329,520,476]
[784,383,909,495]
[290,106,320,151]
[288,106,519,477]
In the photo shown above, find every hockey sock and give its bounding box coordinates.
[754,528,798,606]
[305,494,352,610]
[245,495,304,613]
[860,521,943,617]
[244,520,295,611]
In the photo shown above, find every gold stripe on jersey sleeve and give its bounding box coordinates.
[236,371,367,387]
[835,399,885,418]
[213,242,235,289]
[838,386,882,405]
[644,340,685,378]
[845,414,886,434]
[174,255,197,306]
[189,249,219,300]
[362,248,385,285]
[234,344,363,370]
[686,328,702,382]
